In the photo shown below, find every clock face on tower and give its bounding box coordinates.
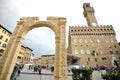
[92,22,97,26]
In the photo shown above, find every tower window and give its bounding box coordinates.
[114,45,117,48]
[86,50,90,54]
[95,58,97,62]
[97,39,100,43]
[85,39,88,43]
[81,50,85,54]
[86,4,90,7]
[116,51,118,54]
[111,39,114,43]
[88,57,90,61]
[75,49,78,54]
[74,39,77,43]
[108,45,111,48]
[79,39,82,43]
[110,51,113,54]
[101,57,107,60]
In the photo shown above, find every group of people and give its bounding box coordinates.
[33,65,42,74]
[10,64,43,80]
[33,65,54,74]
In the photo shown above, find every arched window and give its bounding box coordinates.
[74,39,77,43]
[75,49,78,54]
[2,43,6,48]
[0,35,3,39]
[86,50,90,54]
[5,39,8,42]
[0,49,4,56]
[81,50,85,54]
[0,49,4,53]
[85,39,88,43]
[79,39,82,43]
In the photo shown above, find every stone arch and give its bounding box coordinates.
[23,21,58,36]
[0,16,67,80]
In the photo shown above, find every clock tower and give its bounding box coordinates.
[83,3,98,27]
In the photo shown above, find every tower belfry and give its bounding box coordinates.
[83,3,98,27]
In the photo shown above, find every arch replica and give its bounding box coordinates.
[0,16,67,80]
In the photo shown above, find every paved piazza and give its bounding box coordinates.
[17,69,104,80]
[17,69,72,80]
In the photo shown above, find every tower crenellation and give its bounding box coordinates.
[69,25,115,35]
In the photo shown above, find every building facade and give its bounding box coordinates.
[68,3,120,68]
[40,54,55,68]
[17,45,34,65]
[0,24,11,56]
[36,57,42,66]
[0,24,34,65]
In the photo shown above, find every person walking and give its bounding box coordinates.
[114,60,119,68]
[51,66,54,72]
[17,65,21,77]
[10,63,19,80]
[38,65,42,75]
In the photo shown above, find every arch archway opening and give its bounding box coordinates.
[16,27,56,79]
[23,27,55,57]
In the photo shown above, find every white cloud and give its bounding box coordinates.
[22,27,55,56]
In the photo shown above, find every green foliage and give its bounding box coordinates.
[102,70,120,80]
[71,68,93,80]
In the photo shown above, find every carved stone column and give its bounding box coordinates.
[0,21,24,80]
[54,17,67,80]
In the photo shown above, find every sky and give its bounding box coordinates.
[0,0,120,57]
